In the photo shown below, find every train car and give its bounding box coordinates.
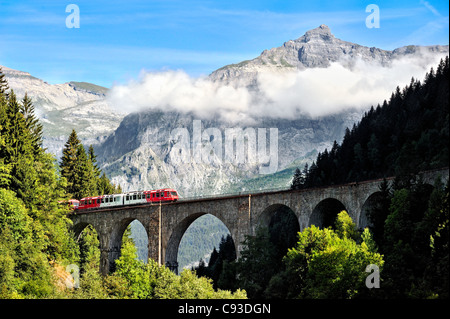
[77,196,103,210]
[60,199,79,210]
[123,188,179,205]
[152,188,179,203]
[69,199,80,209]
[75,188,179,211]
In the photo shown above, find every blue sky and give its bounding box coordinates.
[0,0,448,87]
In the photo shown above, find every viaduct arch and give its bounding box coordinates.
[70,168,449,275]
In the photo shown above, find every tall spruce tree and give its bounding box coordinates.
[60,129,82,197]
[20,93,43,153]
[73,143,97,200]
[0,66,9,94]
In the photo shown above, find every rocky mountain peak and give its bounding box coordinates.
[300,24,334,43]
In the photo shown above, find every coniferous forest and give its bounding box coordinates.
[0,57,449,299]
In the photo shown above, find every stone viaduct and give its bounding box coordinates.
[69,168,448,275]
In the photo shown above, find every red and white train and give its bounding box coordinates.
[70,188,179,211]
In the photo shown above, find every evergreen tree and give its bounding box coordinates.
[73,143,97,200]
[60,129,81,197]
[88,144,101,178]
[290,167,304,190]
[0,66,9,95]
[20,93,43,153]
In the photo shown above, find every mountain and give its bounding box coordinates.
[93,26,448,197]
[1,65,124,157]
[210,24,448,88]
[94,109,361,196]
[3,25,448,197]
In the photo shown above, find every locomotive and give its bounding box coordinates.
[73,188,179,211]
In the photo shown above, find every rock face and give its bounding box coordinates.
[1,66,124,157]
[94,108,363,196]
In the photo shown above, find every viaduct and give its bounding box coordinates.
[69,168,448,275]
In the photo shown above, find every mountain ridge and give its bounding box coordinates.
[209,24,448,87]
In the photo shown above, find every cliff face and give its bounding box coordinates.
[94,108,362,197]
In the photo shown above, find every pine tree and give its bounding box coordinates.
[0,66,9,95]
[73,143,98,200]
[20,93,43,153]
[88,144,101,178]
[290,167,304,190]
[60,129,81,197]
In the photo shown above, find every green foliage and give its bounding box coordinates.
[381,179,448,298]
[60,129,121,199]
[285,212,384,299]
[335,210,359,241]
[110,233,246,299]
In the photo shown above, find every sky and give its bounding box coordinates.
[0,0,448,88]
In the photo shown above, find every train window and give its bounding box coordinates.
[97,199,100,204]
[156,192,159,197]
[133,194,137,200]
[88,200,91,205]
[171,192,177,196]
[147,194,150,199]
[161,192,164,197]
[126,195,129,200]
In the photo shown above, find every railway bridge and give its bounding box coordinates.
[69,168,448,275]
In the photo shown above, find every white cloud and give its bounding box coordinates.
[107,49,447,121]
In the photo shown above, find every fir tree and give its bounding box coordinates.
[290,167,304,190]
[20,93,43,153]
[73,143,97,200]
[60,129,81,197]
[0,66,9,94]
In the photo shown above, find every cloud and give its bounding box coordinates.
[107,49,447,122]
[420,0,441,17]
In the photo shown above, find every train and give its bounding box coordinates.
[71,188,179,211]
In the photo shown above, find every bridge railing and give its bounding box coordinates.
[177,186,291,202]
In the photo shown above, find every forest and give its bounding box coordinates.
[0,57,448,299]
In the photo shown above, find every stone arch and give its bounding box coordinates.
[256,203,299,232]
[309,198,347,229]
[256,203,300,258]
[72,221,97,240]
[165,212,235,274]
[359,191,385,230]
[106,217,148,272]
